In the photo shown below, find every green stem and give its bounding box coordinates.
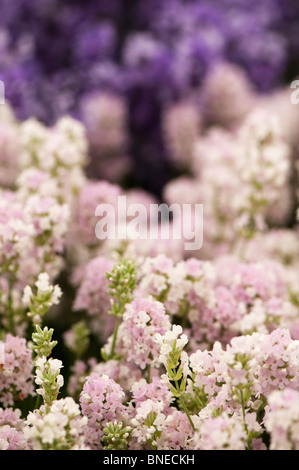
[34,393,42,410]
[179,394,196,431]
[109,316,121,360]
[172,372,196,431]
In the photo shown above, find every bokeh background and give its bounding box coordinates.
[1,0,299,197]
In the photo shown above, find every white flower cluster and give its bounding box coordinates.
[155,325,190,395]
[22,272,62,325]
[263,388,299,450]
[139,255,216,318]
[24,398,88,450]
[20,116,87,170]
[165,108,292,255]
[35,357,64,406]
[23,272,62,304]
[130,399,167,446]
[155,324,189,367]
[235,109,290,235]
[18,116,88,207]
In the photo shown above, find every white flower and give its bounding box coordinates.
[24,398,87,450]
[52,285,62,304]
[35,273,51,292]
[22,286,33,305]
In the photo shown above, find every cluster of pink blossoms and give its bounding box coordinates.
[1,75,299,451]
[115,297,172,370]
[263,388,299,450]
[0,408,28,450]
[0,335,34,407]
[79,374,127,449]
[73,256,115,342]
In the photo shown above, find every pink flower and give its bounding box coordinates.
[75,180,121,247]
[80,374,126,449]
[0,335,35,407]
[73,256,115,342]
[117,297,172,369]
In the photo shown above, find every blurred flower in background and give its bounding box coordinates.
[0,0,299,195]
